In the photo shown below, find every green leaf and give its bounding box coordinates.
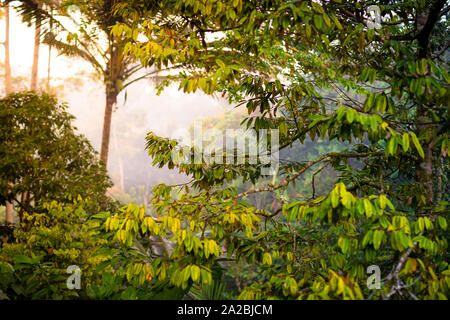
[313,15,323,30]
[363,199,373,218]
[387,138,396,156]
[364,94,375,112]
[330,14,342,30]
[263,252,272,266]
[183,266,191,282]
[410,132,424,159]
[402,133,410,152]
[362,230,373,248]
[190,265,200,282]
[305,22,311,38]
[13,255,38,265]
[377,95,387,113]
[330,189,339,208]
[379,194,387,210]
[437,216,447,230]
[346,109,355,123]
[373,230,384,250]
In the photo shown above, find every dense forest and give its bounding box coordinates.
[0,0,449,301]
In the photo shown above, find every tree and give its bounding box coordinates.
[2,4,12,95]
[1,3,14,224]
[29,3,39,91]
[0,92,117,220]
[103,0,449,299]
[0,199,114,299]
[8,0,173,167]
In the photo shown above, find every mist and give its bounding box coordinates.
[1,9,232,206]
[66,79,231,204]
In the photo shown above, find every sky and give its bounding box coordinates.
[0,9,232,199]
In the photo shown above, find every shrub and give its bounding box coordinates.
[0,199,111,299]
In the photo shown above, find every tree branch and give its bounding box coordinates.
[236,151,383,198]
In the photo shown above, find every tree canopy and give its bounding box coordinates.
[0,0,448,301]
[101,0,449,300]
[0,92,117,219]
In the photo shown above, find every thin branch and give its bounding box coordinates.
[122,64,185,89]
[311,163,329,199]
[236,151,383,198]
[432,40,450,59]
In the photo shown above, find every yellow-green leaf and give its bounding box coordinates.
[402,133,410,152]
[410,132,424,159]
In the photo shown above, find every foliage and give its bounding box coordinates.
[0,199,191,300]
[0,92,117,218]
[7,0,170,164]
[103,0,450,300]
[2,0,448,301]
[82,205,191,300]
[196,108,345,209]
[188,264,231,300]
[0,199,111,299]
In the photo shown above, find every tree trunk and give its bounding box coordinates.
[100,88,115,166]
[416,140,434,206]
[46,38,51,91]
[413,1,446,217]
[30,20,40,91]
[4,5,12,95]
[100,38,120,167]
[4,5,14,224]
[416,106,435,216]
[5,203,14,224]
[46,9,53,92]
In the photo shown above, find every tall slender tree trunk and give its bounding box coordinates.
[4,5,12,95]
[100,87,116,166]
[30,20,40,91]
[4,5,14,224]
[5,189,13,224]
[416,106,435,216]
[46,44,51,91]
[413,1,446,217]
[46,9,53,92]
[100,38,120,167]
[5,201,14,224]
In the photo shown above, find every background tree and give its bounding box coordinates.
[8,0,169,166]
[0,92,117,221]
[2,4,12,94]
[1,3,14,224]
[0,199,114,299]
[29,1,39,90]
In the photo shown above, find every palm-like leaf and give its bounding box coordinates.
[43,32,104,75]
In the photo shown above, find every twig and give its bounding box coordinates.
[236,151,383,198]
